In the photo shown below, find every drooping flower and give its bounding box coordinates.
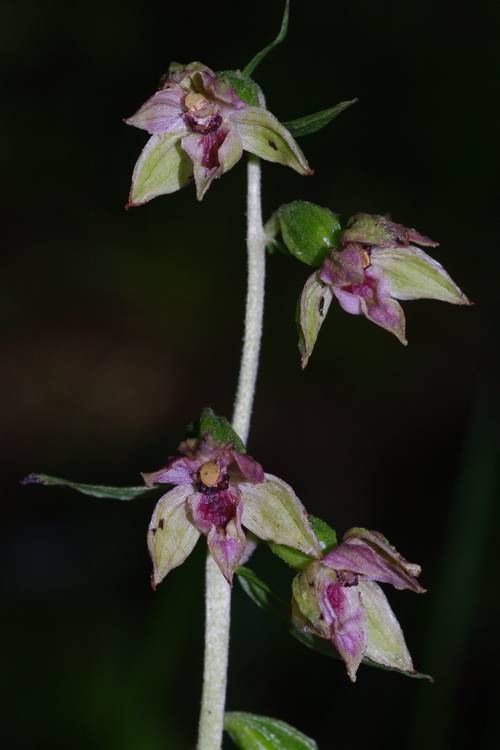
[145,431,320,586]
[297,212,470,365]
[292,527,425,681]
[125,62,312,204]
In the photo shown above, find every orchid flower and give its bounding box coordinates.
[292,527,424,681]
[125,62,311,204]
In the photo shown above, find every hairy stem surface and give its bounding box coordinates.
[196,155,266,750]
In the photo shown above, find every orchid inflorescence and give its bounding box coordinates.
[24,3,469,749]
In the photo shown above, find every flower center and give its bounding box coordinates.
[199,461,222,488]
[361,249,371,268]
[184,111,222,134]
[184,92,209,112]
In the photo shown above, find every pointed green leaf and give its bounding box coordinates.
[284,99,358,139]
[278,201,343,266]
[268,543,312,571]
[128,132,192,207]
[309,515,338,552]
[236,566,290,620]
[186,407,246,452]
[225,712,318,750]
[297,272,333,368]
[243,1,290,77]
[21,474,152,500]
[231,108,312,176]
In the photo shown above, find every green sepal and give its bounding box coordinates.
[284,99,358,138]
[296,272,333,368]
[269,515,338,570]
[276,201,343,267]
[21,474,153,500]
[225,711,318,750]
[186,407,246,452]
[217,70,265,107]
[243,1,290,77]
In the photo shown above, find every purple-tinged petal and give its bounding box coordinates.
[324,530,425,593]
[148,485,200,588]
[371,245,470,304]
[362,292,407,345]
[407,227,438,248]
[181,130,228,200]
[292,562,333,639]
[207,503,246,583]
[189,487,240,536]
[343,528,425,591]
[230,107,313,176]
[332,287,363,315]
[125,86,185,134]
[167,61,217,92]
[319,244,366,287]
[142,455,200,487]
[322,581,367,682]
[231,451,264,483]
[352,266,408,344]
[342,213,436,249]
[127,132,192,207]
[240,473,321,557]
[358,579,415,674]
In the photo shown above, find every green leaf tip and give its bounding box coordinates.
[21,474,152,501]
[284,99,358,139]
[225,711,319,750]
[243,0,290,77]
[186,407,246,452]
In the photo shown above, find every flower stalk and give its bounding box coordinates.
[196,154,266,750]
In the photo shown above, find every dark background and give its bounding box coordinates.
[3,1,499,748]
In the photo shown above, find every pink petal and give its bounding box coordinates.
[207,514,246,584]
[231,451,264,483]
[320,582,367,682]
[323,540,425,593]
[125,86,185,134]
[332,287,362,315]
[142,455,199,487]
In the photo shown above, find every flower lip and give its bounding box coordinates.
[197,489,237,528]
[184,111,223,134]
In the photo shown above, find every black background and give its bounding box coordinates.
[3,1,499,748]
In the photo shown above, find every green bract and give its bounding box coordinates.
[217,70,265,107]
[225,712,318,750]
[284,99,358,138]
[187,407,246,452]
[269,201,343,267]
[21,473,153,500]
